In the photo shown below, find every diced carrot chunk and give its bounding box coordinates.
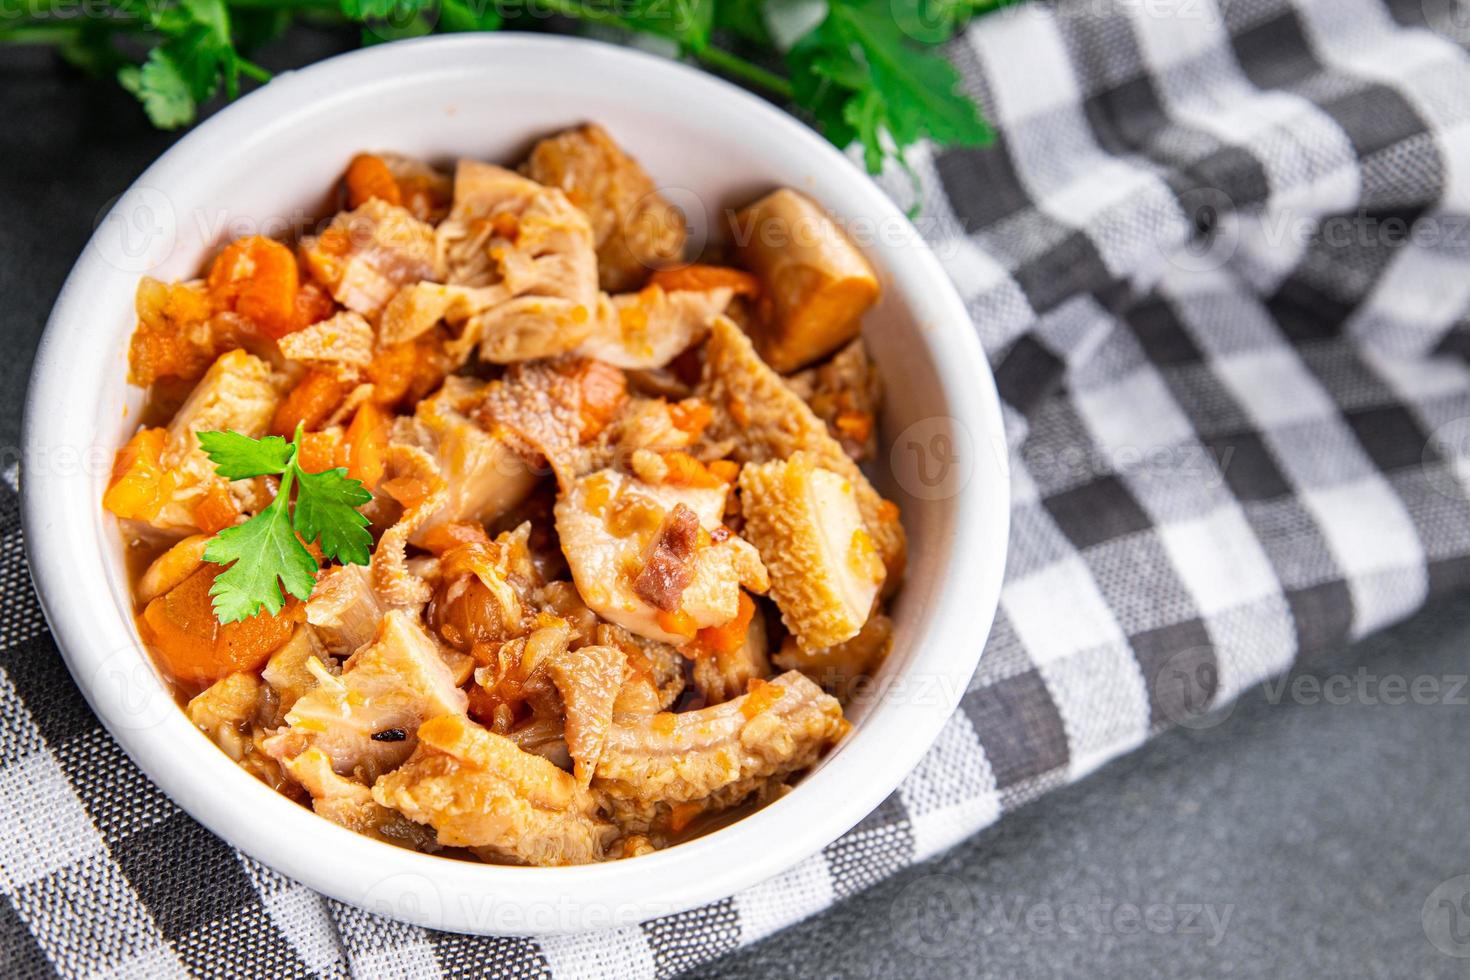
[656,608,697,640]
[128,279,231,386]
[296,430,342,474]
[740,678,785,720]
[834,410,874,444]
[103,428,171,522]
[668,397,712,439]
[649,264,761,298]
[661,450,722,489]
[192,482,240,534]
[707,459,740,484]
[694,592,756,657]
[271,369,351,437]
[207,236,300,339]
[342,401,388,489]
[138,565,296,686]
[292,277,337,331]
[344,153,403,209]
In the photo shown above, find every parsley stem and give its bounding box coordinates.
[0,25,80,41]
[693,46,793,100]
[237,57,271,82]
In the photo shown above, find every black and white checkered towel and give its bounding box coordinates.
[7,0,1470,975]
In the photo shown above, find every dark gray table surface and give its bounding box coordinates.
[5,34,1470,980]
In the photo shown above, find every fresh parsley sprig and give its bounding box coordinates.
[198,426,372,623]
[2,0,1017,181]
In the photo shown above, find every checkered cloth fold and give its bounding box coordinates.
[7,0,1470,975]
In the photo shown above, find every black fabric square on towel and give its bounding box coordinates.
[1043,475,1154,551]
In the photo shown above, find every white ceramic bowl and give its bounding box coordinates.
[23,34,1009,934]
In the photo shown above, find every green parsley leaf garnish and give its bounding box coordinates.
[292,466,374,567]
[197,425,373,623]
[196,430,294,480]
[1,0,1015,192]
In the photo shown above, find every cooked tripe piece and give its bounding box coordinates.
[691,595,771,705]
[739,453,884,649]
[120,349,281,533]
[575,284,734,369]
[305,564,382,655]
[261,625,335,715]
[700,316,904,577]
[286,747,438,851]
[435,161,599,362]
[594,671,846,832]
[545,643,626,787]
[477,357,627,482]
[785,338,882,463]
[555,468,768,645]
[522,123,687,292]
[732,189,879,373]
[774,610,893,694]
[396,376,539,543]
[275,310,376,369]
[301,198,438,317]
[263,610,467,782]
[373,714,616,866]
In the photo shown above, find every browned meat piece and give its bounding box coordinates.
[262,610,468,783]
[784,338,882,462]
[372,714,617,866]
[632,502,700,612]
[523,124,687,292]
[738,452,885,650]
[305,564,382,655]
[731,189,879,372]
[700,316,905,580]
[594,671,847,832]
[397,377,540,544]
[302,198,438,317]
[435,161,599,362]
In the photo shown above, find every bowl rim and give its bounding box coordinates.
[22,32,1010,935]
